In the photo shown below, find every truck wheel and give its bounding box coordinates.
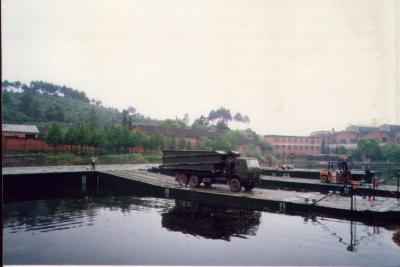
[189,175,201,188]
[204,182,212,188]
[229,178,241,193]
[321,175,328,183]
[178,174,188,186]
[243,183,255,191]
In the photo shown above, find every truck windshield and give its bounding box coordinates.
[246,159,260,168]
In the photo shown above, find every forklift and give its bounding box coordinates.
[320,161,351,184]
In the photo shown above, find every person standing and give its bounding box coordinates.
[91,156,96,170]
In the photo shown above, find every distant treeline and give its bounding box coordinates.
[45,122,271,157]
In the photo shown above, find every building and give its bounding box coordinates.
[2,124,39,139]
[265,123,400,155]
[330,131,358,149]
[264,135,322,155]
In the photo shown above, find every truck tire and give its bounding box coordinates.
[229,178,241,192]
[189,175,201,188]
[243,182,255,191]
[178,174,189,186]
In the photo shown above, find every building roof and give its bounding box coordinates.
[346,125,378,133]
[2,124,39,134]
[379,124,400,132]
[310,131,333,137]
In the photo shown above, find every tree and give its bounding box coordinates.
[196,137,212,150]
[321,140,329,154]
[335,146,348,155]
[121,109,129,128]
[54,105,65,122]
[167,136,177,149]
[3,91,12,104]
[191,115,209,129]
[127,106,136,114]
[63,127,77,152]
[127,116,133,129]
[75,124,90,154]
[19,92,41,119]
[45,123,64,152]
[177,137,186,149]
[89,131,105,151]
[207,107,232,128]
[233,112,243,129]
[87,108,98,131]
[161,118,187,128]
[357,139,381,161]
[242,115,250,124]
[381,144,400,162]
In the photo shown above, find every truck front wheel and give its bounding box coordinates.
[229,178,241,192]
[189,175,201,188]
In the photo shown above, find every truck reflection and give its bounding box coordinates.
[161,200,261,241]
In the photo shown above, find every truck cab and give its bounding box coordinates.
[232,158,261,191]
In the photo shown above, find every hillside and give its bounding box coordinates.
[2,80,157,130]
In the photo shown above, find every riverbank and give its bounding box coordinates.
[2,152,162,167]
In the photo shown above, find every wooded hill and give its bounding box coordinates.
[2,80,157,131]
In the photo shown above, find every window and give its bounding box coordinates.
[382,137,387,143]
[288,145,291,150]
[246,159,260,168]
[340,139,346,144]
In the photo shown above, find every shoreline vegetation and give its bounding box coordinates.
[2,152,162,167]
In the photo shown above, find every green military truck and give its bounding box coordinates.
[159,150,261,192]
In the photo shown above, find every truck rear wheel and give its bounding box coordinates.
[189,175,201,188]
[177,174,189,186]
[229,178,241,192]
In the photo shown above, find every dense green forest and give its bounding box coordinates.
[2,80,157,130]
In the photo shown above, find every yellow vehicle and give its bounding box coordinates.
[320,161,351,184]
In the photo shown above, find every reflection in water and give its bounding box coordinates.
[161,200,261,241]
[3,196,173,234]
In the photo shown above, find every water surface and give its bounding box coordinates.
[4,194,400,266]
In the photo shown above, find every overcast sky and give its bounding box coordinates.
[2,0,399,135]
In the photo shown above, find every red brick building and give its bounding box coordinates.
[264,135,322,155]
[330,131,358,149]
[266,124,400,155]
[360,130,390,144]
